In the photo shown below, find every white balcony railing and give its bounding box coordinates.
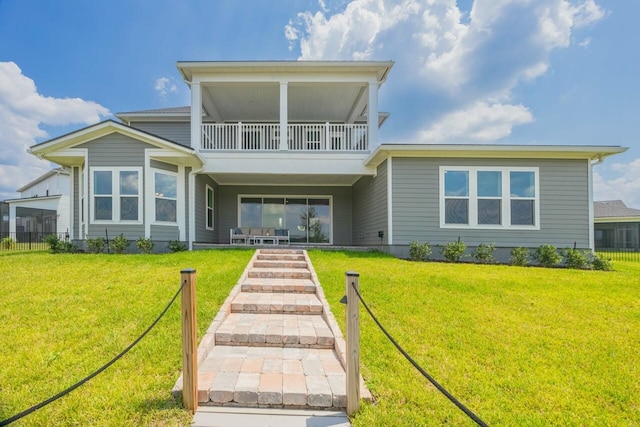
[201,123,368,152]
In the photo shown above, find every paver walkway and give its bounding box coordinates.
[174,248,368,422]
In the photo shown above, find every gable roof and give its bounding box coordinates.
[16,168,69,193]
[594,200,640,219]
[29,120,204,168]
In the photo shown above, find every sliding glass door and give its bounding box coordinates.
[240,196,331,244]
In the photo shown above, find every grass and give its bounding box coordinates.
[0,249,253,426]
[307,251,640,426]
[1,249,638,426]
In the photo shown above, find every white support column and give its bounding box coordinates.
[368,82,378,151]
[279,82,288,151]
[588,159,595,250]
[190,82,202,150]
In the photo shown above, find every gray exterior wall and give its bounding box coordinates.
[389,157,591,257]
[150,224,179,241]
[195,174,218,243]
[352,160,388,245]
[129,121,191,147]
[72,166,80,239]
[217,185,352,245]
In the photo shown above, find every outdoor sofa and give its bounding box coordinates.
[230,227,290,245]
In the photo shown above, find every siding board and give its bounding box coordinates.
[352,160,387,245]
[130,122,191,147]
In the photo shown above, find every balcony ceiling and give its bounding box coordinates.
[202,82,367,123]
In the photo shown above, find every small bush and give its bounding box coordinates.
[1,237,16,249]
[533,244,562,268]
[564,248,590,269]
[441,239,467,263]
[472,243,496,264]
[85,236,105,254]
[43,234,75,253]
[510,247,530,266]
[168,240,187,253]
[409,241,431,261]
[591,253,614,271]
[136,237,155,254]
[109,234,130,254]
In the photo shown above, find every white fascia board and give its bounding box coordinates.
[201,153,375,176]
[365,144,628,167]
[193,73,380,84]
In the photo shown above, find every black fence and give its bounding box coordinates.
[0,232,68,252]
[596,249,640,263]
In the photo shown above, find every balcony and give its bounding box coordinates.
[201,123,369,152]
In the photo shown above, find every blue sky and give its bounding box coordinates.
[1,0,639,205]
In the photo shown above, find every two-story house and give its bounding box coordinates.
[28,61,626,257]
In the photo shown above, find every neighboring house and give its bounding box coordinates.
[594,200,640,250]
[28,61,627,257]
[2,168,70,239]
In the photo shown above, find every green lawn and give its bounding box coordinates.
[0,250,638,426]
[308,251,640,426]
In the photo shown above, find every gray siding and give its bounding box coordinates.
[129,121,191,147]
[391,157,590,248]
[79,133,153,238]
[72,166,79,239]
[217,185,352,245]
[150,160,178,172]
[352,160,388,245]
[195,174,217,243]
[150,224,179,241]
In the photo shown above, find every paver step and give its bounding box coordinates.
[253,260,308,269]
[215,313,334,348]
[199,346,346,408]
[248,268,311,280]
[257,253,306,261]
[259,249,304,255]
[231,292,323,315]
[241,278,316,293]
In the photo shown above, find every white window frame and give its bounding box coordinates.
[90,167,142,224]
[205,184,214,230]
[152,170,178,224]
[439,166,540,230]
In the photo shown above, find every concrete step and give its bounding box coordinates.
[215,313,334,348]
[248,268,311,280]
[241,278,316,294]
[257,253,306,261]
[231,292,323,315]
[259,249,304,255]
[253,260,309,269]
[198,346,346,408]
[192,407,350,427]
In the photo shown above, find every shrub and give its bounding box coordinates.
[109,234,129,254]
[564,248,590,269]
[441,239,467,263]
[136,237,155,254]
[1,237,16,249]
[85,236,105,254]
[532,244,562,268]
[43,234,75,253]
[409,241,431,261]
[472,243,496,264]
[168,240,187,253]
[591,253,614,271]
[510,247,530,266]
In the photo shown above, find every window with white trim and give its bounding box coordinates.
[154,171,177,223]
[206,185,214,230]
[90,168,141,223]
[440,166,539,229]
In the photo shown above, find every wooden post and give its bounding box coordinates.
[345,271,361,415]
[181,268,198,413]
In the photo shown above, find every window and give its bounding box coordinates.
[154,172,177,223]
[440,167,539,229]
[206,185,214,230]
[91,168,141,222]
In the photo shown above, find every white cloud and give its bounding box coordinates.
[594,158,640,208]
[285,0,606,143]
[418,101,533,143]
[154,76,178,98]
[0,62,109,200]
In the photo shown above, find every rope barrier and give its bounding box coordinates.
[349,283,489,427]
[0,281,185,426]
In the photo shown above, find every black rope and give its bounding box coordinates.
[0,281,185,426]
[350,283,489,427]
